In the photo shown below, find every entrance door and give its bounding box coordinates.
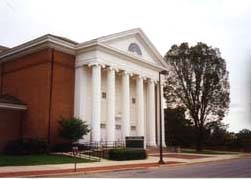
[101,125,106,142]
[130,126,137,136]
[115,125,122,141]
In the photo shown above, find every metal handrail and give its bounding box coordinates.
[74,141,126,161]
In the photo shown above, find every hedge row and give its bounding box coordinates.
[108,148,147,161]
[4,138,48,155]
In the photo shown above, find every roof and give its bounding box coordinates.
[0,94,27,110]
[48,34,79,45]
[0,45,9,52]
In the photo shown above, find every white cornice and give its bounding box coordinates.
[75,43,166,72]
[97,43,166,71]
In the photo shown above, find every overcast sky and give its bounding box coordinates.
[0,0,250,132]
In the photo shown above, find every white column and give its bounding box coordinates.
[74,66,85,118]
[147,79,156,146]
[160,82,166,147]
[136,76,144,136]
[106,67,115,142]
[74,66,89,142]
[122,71,130,139]
[91,64,101,142]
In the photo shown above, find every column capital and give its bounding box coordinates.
[107,66,119,72]
[135,74,145,80]
[122,70,133,76]
[134,74,149,81]
[88,63,106,68]
[147,78,158,84]
[160,81,166,87]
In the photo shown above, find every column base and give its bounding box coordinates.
[147,142,157,147]
[162,142,166,148]
[157,143,166,148]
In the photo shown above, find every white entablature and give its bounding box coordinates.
[75,28,167,81]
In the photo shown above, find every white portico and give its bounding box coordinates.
[74,28,167,147]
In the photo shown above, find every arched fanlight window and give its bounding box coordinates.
[128,43,142,56]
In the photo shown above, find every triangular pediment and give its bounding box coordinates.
[96,28,167,68]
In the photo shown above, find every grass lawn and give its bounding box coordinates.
[181,148,240,155]
[0,154,94,167]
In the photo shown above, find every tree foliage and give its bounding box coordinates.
[165,107,195,147]
[204,121,229,146]
[164,42,230,151]
[58,117,90,143]
[236,129,251,148]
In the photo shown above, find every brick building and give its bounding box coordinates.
[0,28,168,151]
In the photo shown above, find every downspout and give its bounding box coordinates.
[20,111,26,140]
[48,48,54,146]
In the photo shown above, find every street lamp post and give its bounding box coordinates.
[158,70,168,164]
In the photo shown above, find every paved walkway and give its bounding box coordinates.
[0,153,241,177]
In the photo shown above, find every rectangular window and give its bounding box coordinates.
[116,125,121,129]
[132,98,136,104]
[131,126,136,130]
[101,124,106,128]
[115,116,121,121]
[102,92,106,99]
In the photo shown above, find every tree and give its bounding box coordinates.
[165,107,195,147]
[164,42,230,151]
[204,121,229,146]
[58,117,90,144]
[236,129,251,148]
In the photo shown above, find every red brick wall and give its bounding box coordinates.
[0,109,22,151]
[49,50,75,145]
[0,64,2,93]
[2,49,51,139]
[1,48,75,147]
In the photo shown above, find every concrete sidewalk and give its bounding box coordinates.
[0,153,241,177]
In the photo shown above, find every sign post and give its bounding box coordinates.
[158,70,168,164]
[72,146,79,172]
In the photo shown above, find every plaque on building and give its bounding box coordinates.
[125,136,144,148]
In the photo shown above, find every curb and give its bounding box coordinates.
[39,156,242,177]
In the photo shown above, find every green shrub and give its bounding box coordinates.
[4,138,48,155]
[51,143,73,153]
[108,148,147,161]
[58,117,90,144]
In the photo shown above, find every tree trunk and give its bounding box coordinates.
[196,127,203,152]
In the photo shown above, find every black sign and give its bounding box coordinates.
[125,136,144,148]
